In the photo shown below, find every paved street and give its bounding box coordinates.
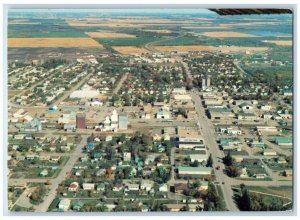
[33,135,88,212]
[113,72,129,94]
[190,90,239,211]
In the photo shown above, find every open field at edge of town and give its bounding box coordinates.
[263,40,293,46]
[112,46,150,55]
[200,31,260,38]
[8,38,103,48]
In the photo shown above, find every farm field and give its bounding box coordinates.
[263,40,293,46]
[143,29,173,33]
[98,37,161,47]
[112,46,150,55]
[8,38,103,48]
[85,32,136,38]
[152,45,269,53]
[200,31,259,38]
[67,22,144,28]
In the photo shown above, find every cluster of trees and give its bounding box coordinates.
[223,152,241,177]
[203,182,226,211]
[41,58,67,69]
[183,180,204,198]
[114,166,133,181]
[29,184,47,205]
[151,167,171,184]
[237,184,289,211]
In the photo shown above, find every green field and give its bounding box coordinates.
[232,185,292,200]
[154,36,203,46]
[97,37,162,47]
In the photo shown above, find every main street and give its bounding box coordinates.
[190,90,239,211]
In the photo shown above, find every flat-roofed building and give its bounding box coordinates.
[208,107,234,120]
[275,137,292,146]
[174,94,192,101]
[256,126,278,133]
[118,114,128,130]
[173,87,187,95]
[189,154,208,163]
[178,166,212,176]
[177,126,199,136]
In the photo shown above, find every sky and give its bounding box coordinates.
[8,8,215,15]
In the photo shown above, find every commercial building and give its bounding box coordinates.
[208,107,234,120]
[118,114,128,130]
[275,137,292,146]
[256,126,278,133]
[189,154,208,163]
[177,166,212,176]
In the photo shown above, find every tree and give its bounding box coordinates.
[206,154,213,167]
[106,167,112,179]
[227,165,241,177]
[94,204,108,212]
[191,160,199,167]
[223,151,233,166]
[83,203,93,212]
[123,167,132,179]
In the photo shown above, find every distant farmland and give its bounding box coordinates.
[200,31,259,38]
[8,38,103,48]
[98,37,161,47]
[152,45,269,53]
[86,32,136,38]
[262,40,293,46]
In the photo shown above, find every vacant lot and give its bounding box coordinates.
[200,31,259,38]
[112,46,150,55]
[153,45,268,53]
[263,40,292,46]
[86,32,136,38]
[8,38,103,48]
[233,185,293,200]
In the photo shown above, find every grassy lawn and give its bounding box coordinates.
[216,185,227,209]
[233,185,292,200]
[24,168,61,179]
[11,204,32,212]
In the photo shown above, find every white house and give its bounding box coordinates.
[123,152,131,161]
[82,183,95,191]
[159,183,168,192]
[261,105,272,111]
[58,199,71,211]
[156,106,170,119]
[90,100,103,106]
[140,180,153,191]
[68,182,79,192]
